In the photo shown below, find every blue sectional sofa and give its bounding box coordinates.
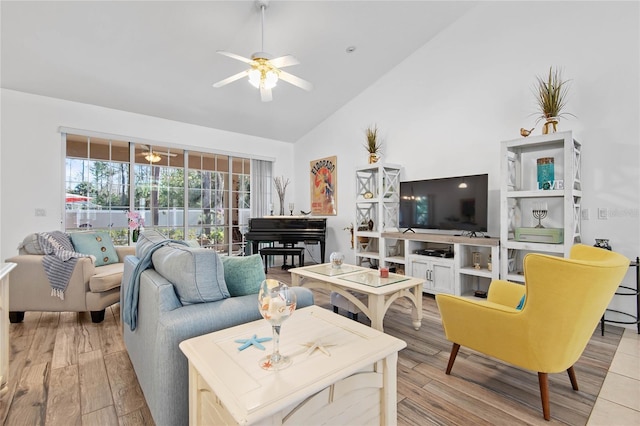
[120,231,314,426]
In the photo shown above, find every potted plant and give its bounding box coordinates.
[127,211,144,242]
[364,124,382,163]
[533,67,575,134]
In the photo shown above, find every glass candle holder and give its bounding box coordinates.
[330,252,344,269]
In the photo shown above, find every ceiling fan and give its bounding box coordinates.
[138,145,177,163]
[212,0,313,102]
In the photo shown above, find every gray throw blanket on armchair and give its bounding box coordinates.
[37,231,92,300]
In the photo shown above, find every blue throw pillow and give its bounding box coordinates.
[221,254,266,297]
[516,294,526,310]
[152,243,230,305]
[135,230,168,258]
[70,231,119,266]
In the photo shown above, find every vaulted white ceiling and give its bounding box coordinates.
[1,1,475,142]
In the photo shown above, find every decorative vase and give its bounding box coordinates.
[368,153,379,164]
[542,117,558,134]
[278,194,285,216]
[132,229,140,243]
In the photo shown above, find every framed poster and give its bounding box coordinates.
[310,156,337,215]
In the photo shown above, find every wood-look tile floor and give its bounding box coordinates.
[0,267,624,425]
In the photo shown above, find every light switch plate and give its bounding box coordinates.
[598,208,608,220]
[581,208,590,220]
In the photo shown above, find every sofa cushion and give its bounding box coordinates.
[221,254,266,296]
[70,231,119,266]
[136,230,169,258]
[152,244,230,305]
[90,263,125,293]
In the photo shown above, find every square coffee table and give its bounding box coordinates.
[290,263,425,332]
[179,305,406,425]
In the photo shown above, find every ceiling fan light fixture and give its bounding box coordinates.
[145,152,162,163]
[248,57,279,89]
[248,68,278,89]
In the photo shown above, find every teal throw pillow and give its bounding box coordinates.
[221,254,266,297]
[70,231,119,266]
[516,294,526,310]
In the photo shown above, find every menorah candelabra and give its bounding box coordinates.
[532,202,548,228]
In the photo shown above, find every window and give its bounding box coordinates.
[186,151,229,251]
[65,135,130,245]
[65,134,256,254]
[133,143,186,240]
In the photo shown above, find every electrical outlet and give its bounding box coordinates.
[35,208,46,217]
[598,208,608,220]
[581,208,590,220]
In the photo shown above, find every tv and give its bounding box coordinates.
[399,174,489,235]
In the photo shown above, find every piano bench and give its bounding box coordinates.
[259,247,305,273]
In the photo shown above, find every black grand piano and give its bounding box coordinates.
[246,217,327,263]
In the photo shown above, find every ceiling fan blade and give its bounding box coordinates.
[213,70,249,88]
[269,55,300,69]
[260,86,273,102]
[140,151,176,158]
[278,70,314,91]
[217,50,254,64]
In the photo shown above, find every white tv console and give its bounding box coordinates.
[381,232,500,297]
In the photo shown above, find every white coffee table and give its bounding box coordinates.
[290,263,424,332]
[179,305,406,425]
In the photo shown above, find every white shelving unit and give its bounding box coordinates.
[500,131,582,283]
[354,163,401,267]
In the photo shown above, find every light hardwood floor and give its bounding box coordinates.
[0,268,624,425]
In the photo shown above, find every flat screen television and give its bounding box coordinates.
[399,174,489,234]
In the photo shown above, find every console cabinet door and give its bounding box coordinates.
[430,259,455,295]
[411,259,430,292]
[410,257,454,295]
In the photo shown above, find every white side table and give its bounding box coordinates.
[0,263,17,392]
[179,305,407,425]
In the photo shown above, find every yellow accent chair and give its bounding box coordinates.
[436,244,630,421]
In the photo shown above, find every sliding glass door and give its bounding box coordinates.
[65,134,254,254]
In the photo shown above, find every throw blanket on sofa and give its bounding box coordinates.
[122,239,188,331]
[37,231,92,300]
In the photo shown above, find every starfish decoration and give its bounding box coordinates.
[235,334,272,351]
[300,340,336,357]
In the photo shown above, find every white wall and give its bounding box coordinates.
[293,2,639,326]
[0,89,295,259]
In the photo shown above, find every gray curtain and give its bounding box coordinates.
[251,159,273,218]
